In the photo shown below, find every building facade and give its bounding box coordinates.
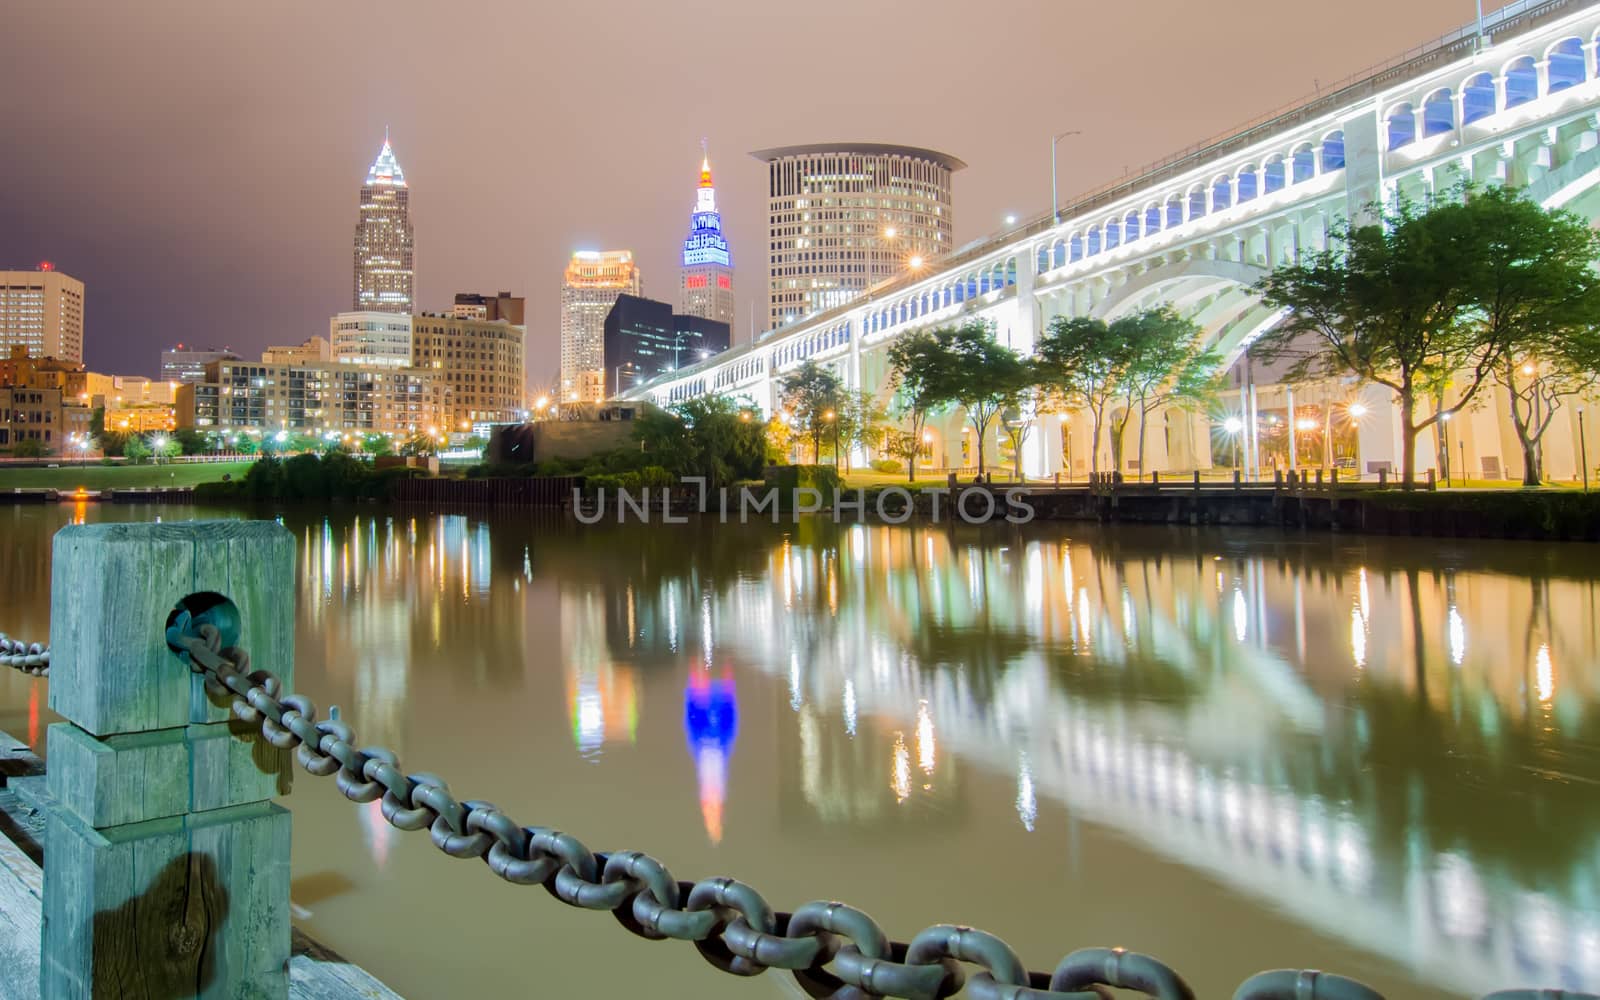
[750,143,963,330]
[411,314,526,427]
[185,359,443,437]
[262,336,331,365]
[329,312,413,366]
[161,345,239,384]
[0,385,91,453]
[353,135,415,314]
[1,265,85,364]
[603,294,730,396]
[453,291,525,325]
[560,250,641,403]
[680,152,735,329]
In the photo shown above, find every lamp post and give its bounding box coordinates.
[613,363,634,398]
[825,409,839,471]
[1580,407,1590,493]
[1348,402,1368,479]
[1439,412,1452,486]
[1223,416,1244,471]
[1051,130,1082,225]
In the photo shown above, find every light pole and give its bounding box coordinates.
[1580,407,1590,493]
[1223,416,1244,471]
[1051,130,1082,225]
[613,363,634,398]
[1439,412,1452,486]
[825,409,838,471]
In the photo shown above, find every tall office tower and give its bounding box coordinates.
[353,133,415,314]
[0,264,85,363]
[560,250,640,403]
[160,344,238,384]
[679,150,735,329]
[750,143,964,331]
[453,291,525,325]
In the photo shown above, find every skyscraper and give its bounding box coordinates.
[1,264,85,364]
[604,294,730,396]
[750,143,964,330]
[353,133,414,314]
[680,149,735,330]
[560,250,640,403]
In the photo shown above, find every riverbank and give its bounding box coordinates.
[0,460,256,491]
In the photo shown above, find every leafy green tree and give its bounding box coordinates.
[123,434,152,464]
[399,433,437,457]
[1036,316,1134,478]
[361,433,393,457]
[886,329,955,482]
[154,436,182,461]
[835,390,887,473]
[12,438,47,459]
[939,321,1030,475]
[778,360,843,463]
[1255,193,1515,488]
[172,428,209,455]
[233,434,259,456]
[1441,185,1600,485]
[89,406,105,439]
[1106,308,1222,478]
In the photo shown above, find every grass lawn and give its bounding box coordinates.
[0,460,258,491]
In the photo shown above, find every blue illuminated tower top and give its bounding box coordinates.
[682,153,731,267]
[679,144,735,327]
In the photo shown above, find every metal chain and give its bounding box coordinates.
[162,613,1597,1000]
[0,633,49,677]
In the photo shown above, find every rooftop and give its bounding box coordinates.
[748,142,967,172]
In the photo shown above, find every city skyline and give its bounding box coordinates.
[0,0,1507,386]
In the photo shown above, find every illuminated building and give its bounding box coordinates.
[0,264,85,364]
[680,150,735,329]
[410,313,527,427]
[261,336,331,365]
[161,345,238,384]
[603,294,729,396]
[0,348,92,452]
[560,250,640,403]
[353,133,414,314]
[329,311,413,367]
[453,291,525,325]
[750,143,963,329]
[183,358,443,436]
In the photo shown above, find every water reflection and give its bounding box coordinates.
[3,506,1599,997]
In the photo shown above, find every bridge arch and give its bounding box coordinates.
[1086,257,1271,328]
[1547,36,1587,91]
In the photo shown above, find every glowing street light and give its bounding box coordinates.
[908,255,926,270]
[1222,416,1244,470]
[1347,402,1368,421]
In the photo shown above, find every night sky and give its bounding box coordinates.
[0,0,1500,386]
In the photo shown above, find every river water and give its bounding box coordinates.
[1,503,1597,998]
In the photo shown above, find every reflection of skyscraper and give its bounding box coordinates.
[685,668,738,844]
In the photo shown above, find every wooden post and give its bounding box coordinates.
[42,521,295,999]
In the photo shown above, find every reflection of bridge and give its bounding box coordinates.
[600,529,1600,996]
[622,0,1600,481]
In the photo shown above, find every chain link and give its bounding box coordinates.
[0,633,49,677]
[159,612,1600,1000]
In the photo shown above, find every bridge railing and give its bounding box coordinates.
[2,519,1589,999]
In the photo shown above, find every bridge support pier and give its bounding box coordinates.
[41,521,296,999]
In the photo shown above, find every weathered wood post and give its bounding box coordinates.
[41,521,295,999]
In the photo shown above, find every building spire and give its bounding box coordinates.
[365,131,406,187]
[699,138,713,188]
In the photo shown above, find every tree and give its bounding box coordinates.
[12,438,47,459]
[778,360,843,463]
[1443,185,1600,485]
[123,434,153,464]
[1255,192,1516,488]
[1036,316,1134,478]
[886,329,956,482]
[1001,384,1039,481]
[764,416,794,466]
[89,406,105,439]
[835,390,887,472]
[172,428,210,455]
[941,321,1030,476]
[1105,308,1222,479]
[361,433,393,457]
[154,436,182,461]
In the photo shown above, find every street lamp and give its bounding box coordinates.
[1439,412,1452,486]
[1051,130,1082,225]
[824,409,839,471]
[1580,407,1590,493]
[614,363,635,397]
[1223,416,1244,470]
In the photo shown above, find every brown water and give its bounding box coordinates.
[2,503,1599,999]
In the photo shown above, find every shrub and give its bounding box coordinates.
[870,458,901,474]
